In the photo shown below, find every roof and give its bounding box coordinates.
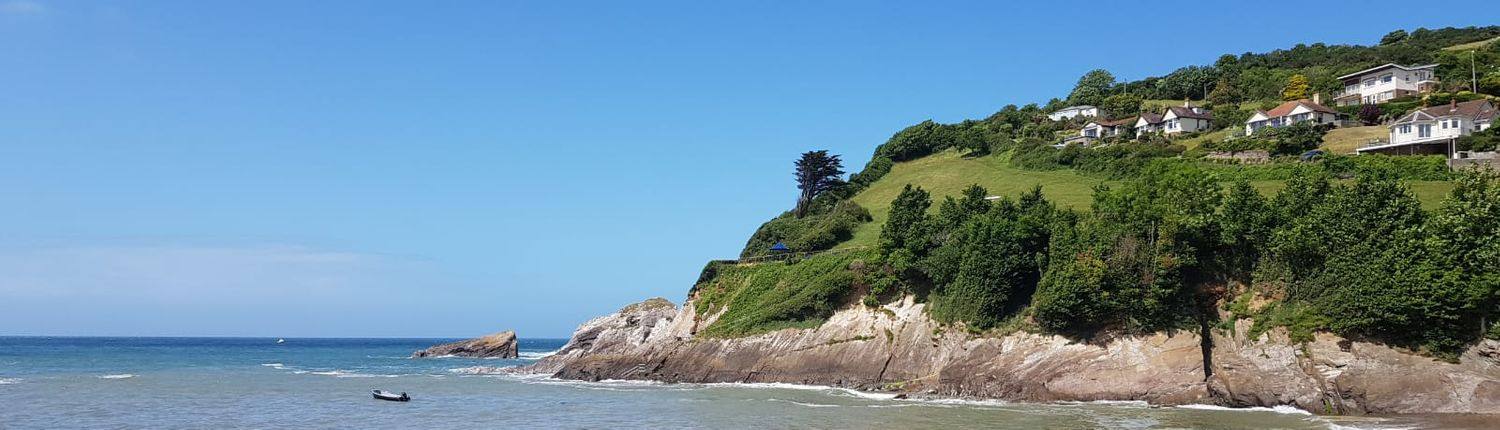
[1053,105,1096,113]
[1262,99,1338,118]
[1137,112,1163,125]
[1167,106,1213,120]
[1392,100,1498,125]
[1090,116,1138,127]
[1336,63,1438,80]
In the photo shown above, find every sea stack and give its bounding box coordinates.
[412,330,519,359]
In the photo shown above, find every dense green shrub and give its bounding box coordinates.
[1457,126,1500,152]
[1033,164,1222,335]
[925,187,1056,329]
[1010,140,1184,178]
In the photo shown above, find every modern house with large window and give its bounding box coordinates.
[1331,63,1439,106]
[1357,99,1497,156]
[1048,105,1099,121]
[1244,97,1340,135]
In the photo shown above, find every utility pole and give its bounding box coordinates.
[1472,50,1479,93]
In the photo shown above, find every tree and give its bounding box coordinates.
[1357,104,1383,125]
[1380,29,1408,45]
[1068,69,1116,106]
[879,184,932,272]
[1099,93,1143,118]
[1282,74,1311,101]
[1207,76,1242,106]
[793,150,845,218]
[1218,180,1273,279]
[1155,65,1217,100]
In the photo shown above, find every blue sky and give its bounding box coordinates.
[1,1,1495,338]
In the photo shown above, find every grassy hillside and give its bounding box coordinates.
[1176,128,1235,150]
[1322,126,1388,154]
[837,150,1454,249]
[1444,35,1499,51]
[841,151,1105,248]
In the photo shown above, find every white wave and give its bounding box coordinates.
[769,398,841,408]
[98,374,136,379]
[1058,399,1150,407]
[906,397,1011,408]
[447,366,513,375]
[337,374,399,378]
[260,363,285,369]
[0,378,20,385]
[1176,404,1312,416]
[519,350,559,359]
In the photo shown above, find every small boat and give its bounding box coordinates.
[276,338,285,344]
[372,390,410,402]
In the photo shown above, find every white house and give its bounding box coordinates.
[1161,104,1213,135]
[1048,105,1099,121]
[1134,112,1165,135]
[1245,97,1340,135]
[1063,116,1135,146]
[1079,116,1135,139]
[1358,99,1497,156]
[1331,63,1439,107]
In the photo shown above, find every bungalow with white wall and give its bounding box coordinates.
[1063,116,1136,146]
[1081,116,1135,139]
[1331,63,1439,107]
[1161,104,1213,135]
[1134,112,1165,135]
[1048,105,1099,121]
[1244,97,1340,135]
[1357,99,1497,156]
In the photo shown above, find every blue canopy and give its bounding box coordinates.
[769,242,790,252]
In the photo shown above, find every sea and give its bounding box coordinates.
[0,337,1484,429]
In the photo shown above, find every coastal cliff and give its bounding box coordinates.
[523,296,1500,415]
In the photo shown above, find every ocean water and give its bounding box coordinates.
[0,337,1472,429]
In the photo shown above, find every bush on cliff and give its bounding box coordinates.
[693,251,870,337]
[739,201,871,258]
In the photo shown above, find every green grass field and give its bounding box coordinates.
[842,151,1105,248]
[1444,36,1500,51]
[1175,128,1235,150]
[837,150,1455,248]
[1322,125,1388,154]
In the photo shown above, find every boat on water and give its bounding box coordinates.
[276,338,285,344]
[372,390,410,402]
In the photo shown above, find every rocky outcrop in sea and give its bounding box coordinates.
[522,296,1500,415]
[413,330,519,358]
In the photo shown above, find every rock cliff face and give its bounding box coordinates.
[523,296,1500,415]
[413,331,519,358]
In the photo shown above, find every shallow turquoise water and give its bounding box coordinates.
[0,337,1455,429]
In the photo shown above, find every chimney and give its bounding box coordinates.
[1451,98,1458,113]
[1313,93,1321,105]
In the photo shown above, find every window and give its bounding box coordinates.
[1442,121,1449,129]
[1418,124,1432,138]
[1364,79,1375,88]
[1399,124,1411,134]
[1381,74,1393,83]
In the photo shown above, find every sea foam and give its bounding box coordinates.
[1176,404,1312,416]
[98,374,136,379]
